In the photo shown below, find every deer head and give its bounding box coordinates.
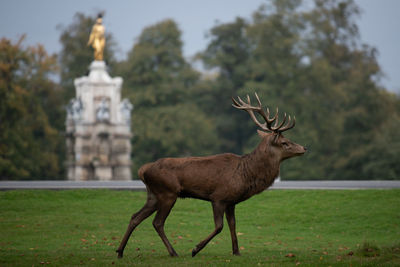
[232,93,306,161]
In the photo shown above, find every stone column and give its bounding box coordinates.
[66,61,133,180]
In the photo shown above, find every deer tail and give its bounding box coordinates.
[138,163,153,182]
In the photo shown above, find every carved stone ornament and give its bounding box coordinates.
[67,98,84,121]
[96,98,110,122]
[120,98,133,125]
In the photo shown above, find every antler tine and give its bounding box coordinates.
[254,92,262,107]
[232,94,270,132]
[255,93,278,127]
[247,94,251,105]
[253,94,270,120]
[266,107,279,127]
[232,95,256,110]
[278,115,296,133]
[272,112,281,128]
[232,93,296,133]
[272,112,287,131]
[231,96,240,108]
[238,95,248,106]
[273,107,279,122]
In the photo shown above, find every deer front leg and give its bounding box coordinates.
[152,193,179,257]
[116,192,157,258]
[192,201,226,257]
[226,204,240,255]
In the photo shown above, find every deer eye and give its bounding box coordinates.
[281,142,289,147]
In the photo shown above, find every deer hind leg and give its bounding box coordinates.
[225,204,240,255]
[192,201,226,257]
[152,193,178,257]
[116,190,157,258]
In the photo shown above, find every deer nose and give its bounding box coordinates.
[303,146,308,151]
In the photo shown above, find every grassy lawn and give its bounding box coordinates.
[0,189,399,266]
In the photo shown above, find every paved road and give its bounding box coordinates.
[1,180,400,190]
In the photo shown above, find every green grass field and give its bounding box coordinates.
[0,189,399,266]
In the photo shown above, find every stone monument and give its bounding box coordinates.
[66,15,132,181]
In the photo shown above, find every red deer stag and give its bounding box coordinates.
[116,93,306,258]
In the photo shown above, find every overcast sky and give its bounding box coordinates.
[0,0,399,93]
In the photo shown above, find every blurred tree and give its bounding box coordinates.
[119,19,198,107]
[198,0,400,180]
[116,19,218,174]
[298,0,399,179]
[0,37,64,180]
[199,17,252,153]
[243,0,313,178]
[251,0,400,179]
[361,105,400,179]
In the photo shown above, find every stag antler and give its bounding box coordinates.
[232,92,295,133]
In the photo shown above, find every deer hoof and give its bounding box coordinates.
[116,250,123,258]
[192,248,198,257]
[169,249,179,257]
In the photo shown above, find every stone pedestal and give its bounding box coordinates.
[66,61,133,181]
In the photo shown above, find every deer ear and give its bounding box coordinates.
[272,133,280,144]
[257,130,269,138]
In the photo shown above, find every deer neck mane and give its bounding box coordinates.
[239,139,281,197]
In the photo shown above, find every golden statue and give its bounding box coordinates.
[87,14,105,61]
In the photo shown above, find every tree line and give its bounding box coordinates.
[1,0,399,180]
